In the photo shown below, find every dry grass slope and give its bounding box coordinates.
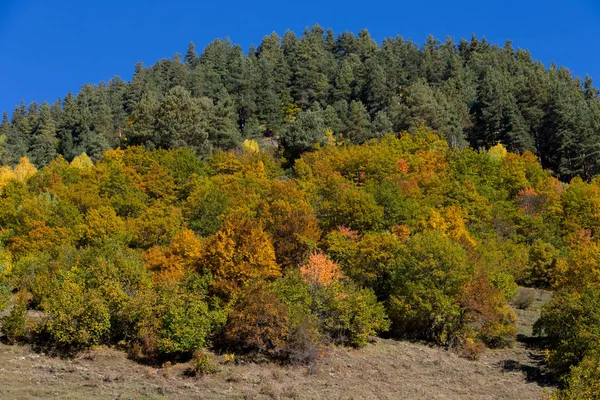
[0,288,554,400]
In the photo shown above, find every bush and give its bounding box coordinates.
[0,283,10,312]
[1,296,28,344]
[41,280,111,351]
[460,271,516,348]
[272,268,389,350]
[0,251,11,311]
[156,293,223,358]
[220,283,289,358]
[281,316,323,365]
[270,271,323,364]
[386,230,473,343]
[534,287,600,380]
[456,337,486,360]
[524,240,559,288]
[201,216,281,299]
[127,276,225,361]
[555,350,600,399]
[317,283,390,347]
[512,287,536,310]
[190,350,219,376]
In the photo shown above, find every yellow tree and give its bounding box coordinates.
[70,153,94,169]
[143,229,203,283]
[84,205,126,243]
[259,180,321,267]
[200,215,280,298]
[13,157,37,182]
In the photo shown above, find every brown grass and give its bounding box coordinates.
[512,287,538,310]
[0,287,555,399]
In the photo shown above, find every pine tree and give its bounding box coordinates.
[332,59,355,103]
[323,105,345,135]
[279,109,326,161]
[184,41,199,68]
[372,111,393,137]
[0,112,9,163]
[205,92,241,150]
[125,91,159,147]
[155,86,211,156]
[346,100,372,143]
[362,57,389,113]
[29,103,57,167]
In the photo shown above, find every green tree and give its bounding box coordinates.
[29,103,58,167]
[279,110,326,161]
[346,100,372,143]
[154,86,211,156]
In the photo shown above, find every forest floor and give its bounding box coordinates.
[0,288,555,400]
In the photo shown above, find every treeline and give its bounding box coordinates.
[2,26,600,180]
[1,131,600,396]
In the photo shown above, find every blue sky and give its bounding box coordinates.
[1,0,600,116]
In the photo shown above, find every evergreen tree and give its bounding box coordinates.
[372,111,393,137]
[184,41,199,68]
[155,86,211,156]
[332,58,355,103]
[29,103,58,167]
[346,100,372,143]
[0,112,10,163]
[362,57,389,113]
[125,91,159,147]
[323,105,345,135]
[1,25,599,181]
[204,92,241,150]
[279,109,326,160]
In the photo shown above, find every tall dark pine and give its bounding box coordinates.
[29,103,58,167]
[2,106,30,166]
[184,41,199,68]
[154,86,211,156]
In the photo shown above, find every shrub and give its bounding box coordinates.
[534,287,600,380]
[457,337,486,360]
[315,282,390,348]
[127,276,225,361]
[524,240,559,288]
[281,315,323,365]
[270,271,323,364]
[512,287,536,310]
[555,350,600,399]
[1,295,28,344]
[190,350,219,376]
[157,293,223,358]
[272,263,389,350]
[300,251,342,287]
[201,216,281,299]
[460,271,517,348]
[0,282,9,312]
[182,178,230,236]
[221,283,289,358]
[386,230,473,343]
[0,250,12,311]
[41,280,111,351]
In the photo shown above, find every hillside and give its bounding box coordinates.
[0,340,550,400]
[1,285,555,400]
[12,18,600,397]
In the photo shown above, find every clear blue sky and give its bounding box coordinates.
[1,0,600,116]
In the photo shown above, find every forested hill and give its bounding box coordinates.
[2,25,600,181]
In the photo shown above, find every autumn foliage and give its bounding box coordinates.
[300,251,342,287]
[0,129,598,396]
